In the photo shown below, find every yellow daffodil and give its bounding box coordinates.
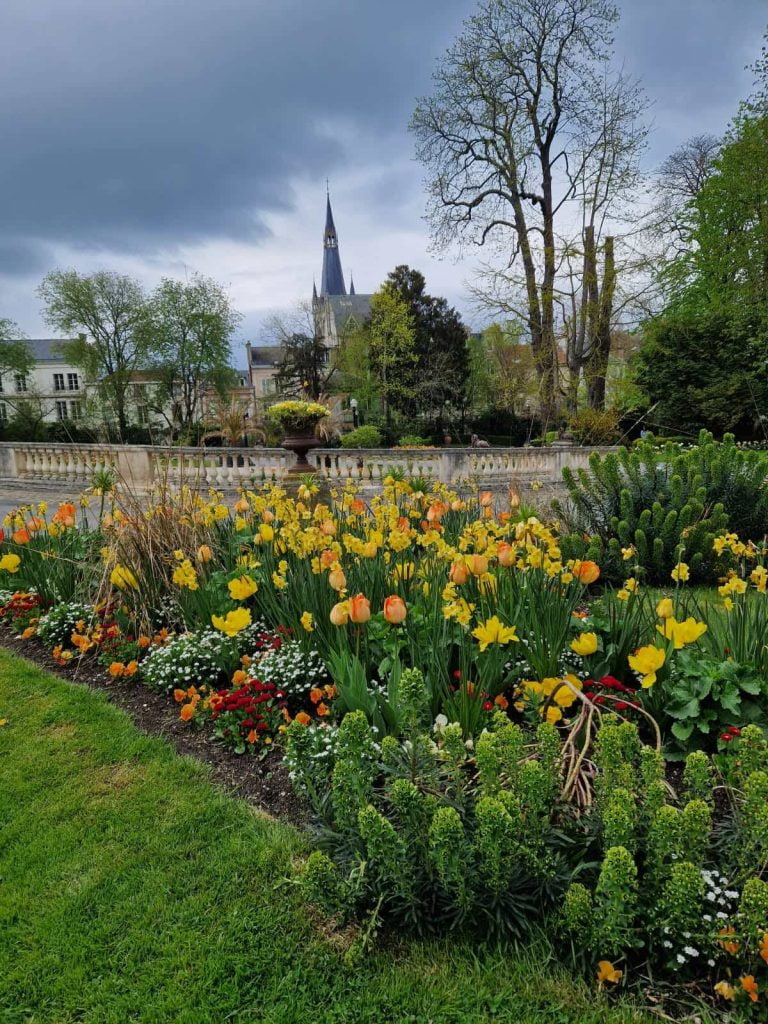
[671,562,689,582]
[628,645,666,688]
[570,632,598,657]
[110,564,138,590]
[656,597,674,619]
[172,559,199,591]
[211,607,252,637]
[621,546,635,561]
[656,615,707,649]
[597,961,623,987]
[228,574,258,601]
[471,615,519,652]
[300,611,314,632]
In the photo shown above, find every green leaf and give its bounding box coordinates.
[671,720,695,741]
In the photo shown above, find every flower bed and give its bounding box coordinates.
[2,482,768,1013]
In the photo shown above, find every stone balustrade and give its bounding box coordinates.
[0,441,611,503]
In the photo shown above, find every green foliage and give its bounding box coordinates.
[681,750,715,806]
[567,407,622,446]
[593,847,639,957]
[662,652,766,755]
[340,425,384,448]
[397,434,431,447]
[557,432,768,583]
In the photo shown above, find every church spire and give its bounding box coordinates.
[349,273,355,295]
[320,190,346,297]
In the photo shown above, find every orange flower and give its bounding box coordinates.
[573,560,600,585]
[496,542,514,567]
[310,687,324,704]
[294,711,311,726]
[467,554,488,576]
[124,660,138,677]
[320,549,336,568]
[173,688,187,703]
[479,490,493,507]
[449,561,469,585]
[137,635,151,649]
[760,933,768,964]
[179,703,195,722]
[26,516,46,533]
[328,567,347,591]
[320,519,336,536]
[108,661,125,677]
[247,728,258,743]
[383,595,407,624]
[741,976,759,1003]
[330,601,349,626]
[232,669,248,685]
[20,626,36,639]
[719,927,740,955]
[349,499,366,515]
[240,654,252,667]
[52,502,76,527]
[316,702,329,717]
[196,544,213,563]
[12,528,31,545]
[348,593,371,624]
[234,497,250,514]
[494,694,509,710]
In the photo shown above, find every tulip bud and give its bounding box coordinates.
[467,554,489,576]
[328,568,347,591]
[497,542,514,567]
[383,595,407,624]
[449,561,469,585]
[348,593,371,624]
[329,601,349,626]
[197,544,213,563]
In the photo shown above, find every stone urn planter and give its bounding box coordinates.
[281,434,324,470]
[267,401,331,472]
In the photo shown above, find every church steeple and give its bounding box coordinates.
[320,190,346,296]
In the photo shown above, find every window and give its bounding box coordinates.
[0,402,7,422]
[14,374,28,393]
[261,377,275,395]
[137,404,149,425]
[67,372,79,391]
[0,375,4,393]
[55,400,67,421]
[53,373,65,391]
[69,400,83,421]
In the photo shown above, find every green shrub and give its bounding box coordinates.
[556,431,768,583]
[567,407,622,446]
[340,425,384,449]
[396,434,431,447]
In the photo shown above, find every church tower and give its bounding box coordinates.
[320,191,346,296]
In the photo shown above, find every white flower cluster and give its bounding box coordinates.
[252,640,328,699]
[661,870,740,970]
[37,601,95,648]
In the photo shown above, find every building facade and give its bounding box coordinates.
[0,339,84,425]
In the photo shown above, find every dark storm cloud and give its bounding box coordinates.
[0,0,469,258]
[0,0,766,274]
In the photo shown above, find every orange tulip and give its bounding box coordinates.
[12,529,31,545]
[573,559,601,585]
[320,548,336,568]
[467,554,489,576]
[450,561,469,585]
[52,502,76,526]
[350,499,366,515]
[197,544,213,563]
[479,490,493,507]
[348,593,371,624]
[328,568,347,591]
[330,601,349,626]
[261,509,275,524]
[497,542,514,567]
[234,497,250,514]
[320,519,336,536]
[383,595,407,624]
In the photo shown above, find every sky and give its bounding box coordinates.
[1,0,766,367]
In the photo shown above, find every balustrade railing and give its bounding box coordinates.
[0,441,613,497]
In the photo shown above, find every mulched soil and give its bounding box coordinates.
[0,628,309,829]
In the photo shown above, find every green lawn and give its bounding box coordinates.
[0,649,679,1024]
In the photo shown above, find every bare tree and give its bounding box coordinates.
[651,134,720,250]
[411,0,647,421]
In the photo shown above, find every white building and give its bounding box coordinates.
[0,339,84,425]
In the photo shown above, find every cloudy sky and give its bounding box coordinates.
[1,0,765,365]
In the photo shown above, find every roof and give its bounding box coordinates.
[20,338,76,363]
[320,293,373,327]
[320,195,346,296]
[248,345,283,368]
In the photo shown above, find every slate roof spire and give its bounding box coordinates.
[320,189,346,297]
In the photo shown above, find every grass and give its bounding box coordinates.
[0,649,688,1024]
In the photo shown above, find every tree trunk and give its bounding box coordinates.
[586,236,616,410]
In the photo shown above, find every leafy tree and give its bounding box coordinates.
[149,275,240,431]
[0,319,33,384]
[635,311,768,439]
[467,322,537,415]
[411,0,647,421]
[38,270,151,436]
[384,266,469,415]
[367,289,417,428]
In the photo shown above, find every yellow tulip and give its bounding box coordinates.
[570,632,598,657]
